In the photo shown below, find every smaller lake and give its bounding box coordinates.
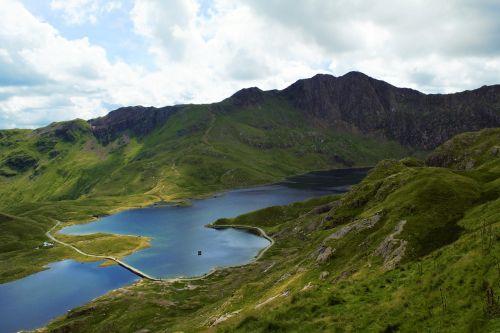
[0,168,369,333]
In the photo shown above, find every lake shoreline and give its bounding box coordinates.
[47,165,372,273]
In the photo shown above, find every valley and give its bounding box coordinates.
[0,72,499,332]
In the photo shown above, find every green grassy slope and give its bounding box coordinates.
[41,128,500,333]
[0,99,415,208]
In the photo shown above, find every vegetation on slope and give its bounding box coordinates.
[40,128,500,332]
[0,100,413,207]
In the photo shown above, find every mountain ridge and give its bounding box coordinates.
[81,71,500,149]
[0,71,499,208]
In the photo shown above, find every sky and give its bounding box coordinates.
[0,0,499,129]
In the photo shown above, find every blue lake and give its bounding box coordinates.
[0,168,368,333]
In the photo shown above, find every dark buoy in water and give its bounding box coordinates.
[198,250,202,256]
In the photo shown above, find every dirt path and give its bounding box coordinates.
[202,112,216,147]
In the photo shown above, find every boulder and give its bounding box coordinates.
[327,212,382,240]
[316,246,335,264]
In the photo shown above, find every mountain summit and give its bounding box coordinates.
[89,72,500,150]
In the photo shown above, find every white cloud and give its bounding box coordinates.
[131,0,200,61]
[1,0,499,129]
[50,0,122,25]
[245,0,500,92]
[0,1,144,128]
[128,0,327,101]
[128,0,500,97]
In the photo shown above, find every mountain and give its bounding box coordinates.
[281,72,500,149]
[1,72,499,208]
[89,71,500,150]
[41,128,500,332]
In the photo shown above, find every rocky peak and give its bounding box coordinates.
[282,73,336,96]
[226,87,269,107]
[72,71,500,150]
[89,105,179,144]
[279,72,500,149]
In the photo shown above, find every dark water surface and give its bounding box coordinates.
[0,168,368,333]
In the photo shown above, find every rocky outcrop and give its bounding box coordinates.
[372,220,407,270]
[54,121,90,142]
[3,152,38,172]
[280,72,500,150]
[332,269,357,283]
[425,128,500,169]
[88,105,180,144]
[255,290,290,309]
[316,246,335,264]
[210,310,241,327]
[326,212,382,240]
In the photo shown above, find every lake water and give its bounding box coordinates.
[0,260,137,333]
[0,168,368,333]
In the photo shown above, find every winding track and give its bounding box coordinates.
[46,220,274,282]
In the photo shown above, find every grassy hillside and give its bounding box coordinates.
[0,101,413,208]
[40,128,500,332]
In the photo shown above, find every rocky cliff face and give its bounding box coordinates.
[280,72,500,150]
[88,105,180,143]
[225,87,275,107]
[87,72,500,150]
